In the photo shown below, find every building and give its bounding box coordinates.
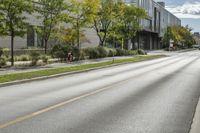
[0,1,99,49]
[124,0,181,50]
[0,0,181,50]
[193,32,200,45]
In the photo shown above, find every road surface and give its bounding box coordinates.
[0,50,200,133]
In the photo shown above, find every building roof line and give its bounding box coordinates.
[153,1,181,21]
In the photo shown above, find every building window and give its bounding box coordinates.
[27,26,35,47]
[143,19,152,30]
[124,0,137,4]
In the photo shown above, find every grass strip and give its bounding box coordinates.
[0,55,164,84]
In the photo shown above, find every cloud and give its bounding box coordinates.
[166,2,200,19]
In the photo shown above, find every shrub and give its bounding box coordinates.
[51,45,61,58]
[21,55,30,61]
[138,49,147,55]
[0,57,6,68]
[30,51,40,66]
[84,47,109,59]
[128,50,138,55]
[108,49,117,57]
[15,55,31,61]
[52,44,79,61]
[1,55,9,62]
[41,55,49,64]
[0,48,3,58]
[116,49,126,56]
[52,45,66,61]
[85,47,137,58]
[61,45,73,55]
[79,50,86,60]
[124,50,130,56]
[86,47,100,59]
[116,49,138,56]
[97,46,108,58]
[54,51,66,61]
[72,46,80,60]
[83,48,89,56]
[15,55,30,61]
[3,56,10,62]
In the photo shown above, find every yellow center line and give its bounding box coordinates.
[0,78,130,129]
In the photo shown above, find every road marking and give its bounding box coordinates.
[0,78,129,129]
[0,56,191,129]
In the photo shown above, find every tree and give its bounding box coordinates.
[93,0,119,47]
[164,26,183,48]
[169,26,182,47]
[35,0,67,54]
[67,0,100,49]
[179,26,196,48]
[51,27,88,46]
[162,27,171,48]
[162,26,195,49]
[0,0,33,66]
[0,7,4,34]
[114,4,147,49]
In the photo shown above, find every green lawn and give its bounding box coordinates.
[0,55,165,84]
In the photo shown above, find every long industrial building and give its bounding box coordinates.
[0,0,181,50]
[124,0,181,50]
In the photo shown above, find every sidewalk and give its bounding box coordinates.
[148,48,198,56]
[0,56,133,75]
[190,98,200,133]
[2,49,197,76]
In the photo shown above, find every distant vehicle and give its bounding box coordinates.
[193,45,200,48]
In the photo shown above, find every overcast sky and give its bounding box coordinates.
[156,0,200,32]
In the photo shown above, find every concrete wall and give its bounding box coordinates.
[0,22,99,50]
[0,36,27,49]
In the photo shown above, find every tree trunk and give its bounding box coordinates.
[77,29,80,49]
[99,40,103,47]
[44,39,48,54]
[11,32,14,66]
[137,34,140,50]
[77,20,80,49]
[124,38,129,50]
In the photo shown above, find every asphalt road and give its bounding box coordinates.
[0,51,200,133]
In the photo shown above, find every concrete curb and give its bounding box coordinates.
[190,97,200,133]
